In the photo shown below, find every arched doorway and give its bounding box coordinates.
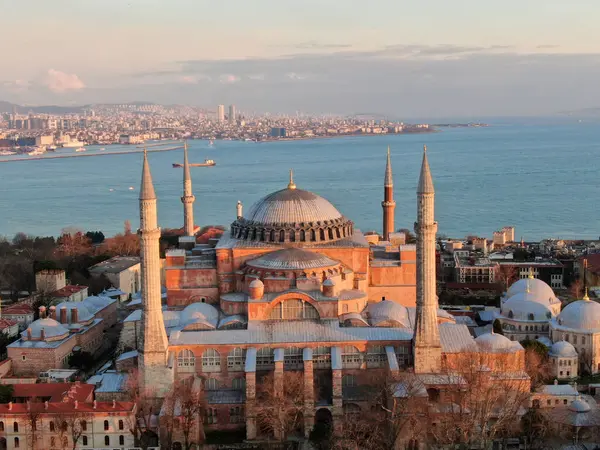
[311,408,333,445]
[0,437,6,450]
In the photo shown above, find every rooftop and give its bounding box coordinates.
[11,382,94,403]
[89,256,140,274]
[52,285,88,297]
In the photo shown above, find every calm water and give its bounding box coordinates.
[1,119,600,241]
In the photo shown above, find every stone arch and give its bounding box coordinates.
[320,229,326,241]
[300,229,306,242]
[279,229,285,242]
[290,230,296,242]
[270,229,276,242]
[264,291,324,320]
[311,229,316,241]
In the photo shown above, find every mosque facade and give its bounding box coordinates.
[129,144,531,442]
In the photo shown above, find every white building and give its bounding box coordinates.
[88,256,141,297]
[217,104,225,122]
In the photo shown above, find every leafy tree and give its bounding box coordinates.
[68,351,95,371]
[0,384,14,403]
[493,319,503,334]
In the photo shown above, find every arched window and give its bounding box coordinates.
[205,378,219,390]
[310,229,316,241]
[82,436,88,446]
[50,421,55,432]
[508,310,514,319]
[328,229,334,240]
[13,422,18,432]
[105,436,110,446]
[279,230,285,242]
[366,345,387,368]
[104,420,109,431]
[232,378,246,391]
[313,346,331,369]
[256,347,274,369]
[14,437,19,449]
[269,230,276,242]
[320,229,326,241]
[342,346,362,369]
[0,421,3,431]
[289,230,295,242]
[528,313,534,321]
[343,403,361,419]
[300,230,306,242]
[119,435,125,446]
[582,337,586,345]
[81,420,87,431]
[269,299,320,320]
[178,349,196,372]
[202,349,221,372]
[118,419,124,430]
[227,347,246,371]
[284,347,303,369]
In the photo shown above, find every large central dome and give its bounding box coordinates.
[230,174,354,245]
[246,188,344,225]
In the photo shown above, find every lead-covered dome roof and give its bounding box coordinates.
[247,248,338,271]
[506,277,558,304]
[550,340,578,358]
[556,298,600,331]
[22,318,69,341]
[475,332,523,353]
[230,175,354,245]
[501,293,554,321]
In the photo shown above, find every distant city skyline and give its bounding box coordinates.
[3,0,600,117]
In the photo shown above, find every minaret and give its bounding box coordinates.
[414,145,442,374]
[382,146,396,241]
[181,141,196,236]
[138,151,171,396]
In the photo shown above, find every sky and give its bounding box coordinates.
[2,0,600,117]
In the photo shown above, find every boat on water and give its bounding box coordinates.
[99,147,106,151]
[47,145,57,151]
[172,159,216,168]
[75,147,86,152]
[29,147,47,156]
[0,150,16,156]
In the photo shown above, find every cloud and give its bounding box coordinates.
[44,69,85,93]
[219,74,240,84]
[294,40,352,50]
[178,74,211,84]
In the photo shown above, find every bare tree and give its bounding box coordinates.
[124,369,159,450]
[255,371,305,441]
[496,264,518,292]
[23,401,42,450]
[570,278,583,300]
[175,380,207,450]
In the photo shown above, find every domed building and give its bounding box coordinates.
[549,341,579,379]
[550,291,600,374]
[496,274,561,341]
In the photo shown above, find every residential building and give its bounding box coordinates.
[88,256,141,296]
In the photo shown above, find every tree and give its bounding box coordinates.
[175,380,207,450]
[0,384,13,403]
[570,278,583,299]
[255,371,305,441]
[397,228,416,244]
[521,341,553,388]
[124,369,160,450]
[51,410,93,450]
[24,400,42,450]
[68,351,95,372]
[496,264,518,292]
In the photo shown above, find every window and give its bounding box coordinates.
[104,420,109,431]
[342,374,357,387]
[547,399,551,406]
[104,436,110,446]
[342,346,363,369]
[205,378,219,390]
[81,420,87,431]
[582,337,586,345]
[82,436,88,446]
[21,355,25,361]
[232,378,246,391]
[177,349,196,372]
[313,346,331,369]
[118,419,124,430]
[229,406,244,424]
[284,347,303,370]
[366,345,387,368]
[528,313,534,321]
[0,421,3,431]
[574,336,578,345]
[119,435,125,446]
[227,348,246,371]
[50,421,55,432]
[564,399,568,405]
[343,403,361,420]
[14,437,19,448]
[269,299,319,320]
[51,437,56,447]
[13,422,18,432]
[205,408,218,424]
[256,347,274,369]
[202,349,221,372]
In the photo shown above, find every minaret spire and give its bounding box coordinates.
[414,144,441,374]
[381,146,396,241]
[181,141,196,237]
[138,152,171,396]
[287,169,296,190]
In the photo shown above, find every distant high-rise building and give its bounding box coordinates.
[217,105,225,122]
[229,104,236,124]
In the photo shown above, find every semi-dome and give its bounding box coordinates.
[569,397,591,413]
[506,277,558,303]
[249,279,264,288]
[230,175,354,244]
[550,341,578,358]
[475,332,522,353]
[556,298,600,331]
[247,248,338,271]
[22,318,69,340]
[501,294,553,321]
[367,300,410,328]
[181,302,219,328]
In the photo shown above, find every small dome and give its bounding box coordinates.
[556,299,600,331]
[475,332,522,353]
[569,397,591,413]
[323,278,335,287]
[368,301,410,327]
[247,248,338,271]
[550,341,578,358]
[181,302,219,328]
[22,318,69,340]
[501,293,554,321]
[82,296,114,314]
[507,278,557,304]
[249,279,264,288]
[55,302,94,323]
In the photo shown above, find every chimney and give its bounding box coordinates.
[39,306,47,319]
[27,400,30,411]
[112,399,116,409]
[71,308,78,323]
[40,329,45,341]
[8,402,12,411]
[93,400,97,409]
[44,401,48,410]
[60,307,67,324]
[26,328,32,340]
[74,400,78,409]
[49,306,56,320]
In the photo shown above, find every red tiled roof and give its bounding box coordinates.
[52,285,88,297]
[0,319,17,329]
[0,400,136,414]
[11,382,94,403]
[2,303,34,315]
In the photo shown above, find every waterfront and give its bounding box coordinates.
[0,118,599,240]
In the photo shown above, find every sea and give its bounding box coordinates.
[1,117,599,241]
